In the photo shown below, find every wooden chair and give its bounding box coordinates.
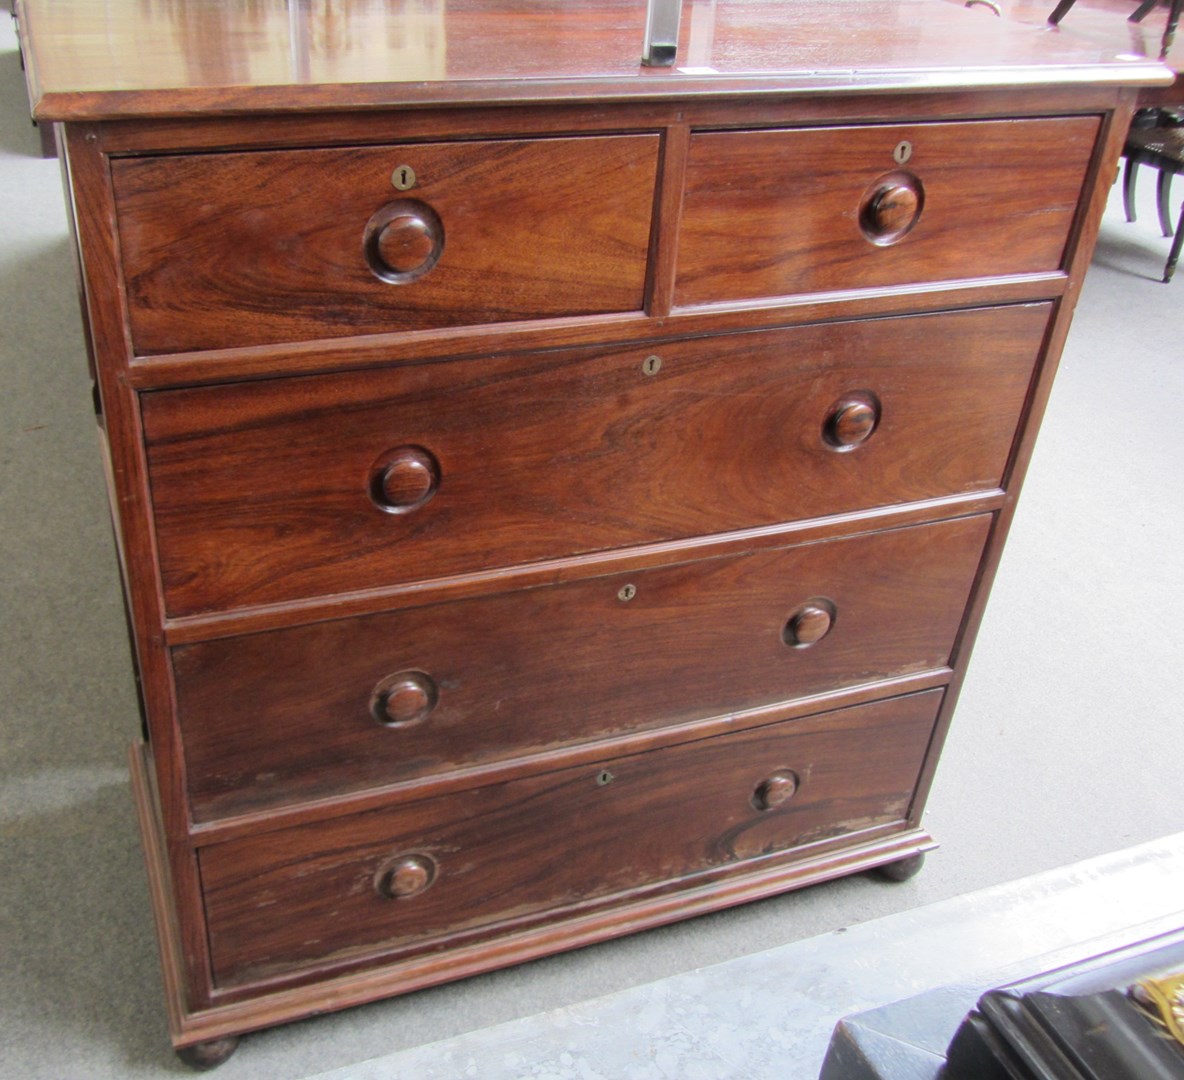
[1122,116,1184,282]
[1048,0,1182,59]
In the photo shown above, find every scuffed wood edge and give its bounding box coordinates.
[128,742,191,1047]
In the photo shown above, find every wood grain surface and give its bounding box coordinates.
[676,116,1100,305]
[17,0,1156,1049]
[17,0,1170,121]
[112,134,659,353]
[199,689,942,988]
[143,306,1042,618]
[172,515,989,820]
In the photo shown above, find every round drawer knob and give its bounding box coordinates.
[364,200,444,283]
[783,601,835,648]
[754,770,800,810]
[376,853,437,900]
[860,173,923,245]
[371,446,439,514]
[372,670,439,727]
[376,213,436,274]
[825,393,880,449]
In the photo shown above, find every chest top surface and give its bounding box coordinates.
[18,0,1173,121]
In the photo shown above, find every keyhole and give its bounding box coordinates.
[596,770,615,786]
[617,584,637,602]
[642,355,662,376]
[893,141,913,165]
[391,165,417,191]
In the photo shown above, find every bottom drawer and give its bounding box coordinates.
[201,689,942,989]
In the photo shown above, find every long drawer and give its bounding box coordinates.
[111,134,660,353]
[143,305,1043,617]
[199,689,942,989]
[174,515,989,821]
[676,117,1099,305]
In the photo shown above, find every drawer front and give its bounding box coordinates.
[676,117,1099,305]
[143,305,1043,617]
[174,515,988,820]
[111,135,659,353]
[201,689,942,988]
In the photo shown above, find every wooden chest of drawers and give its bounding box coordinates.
[17,0,1169,1065]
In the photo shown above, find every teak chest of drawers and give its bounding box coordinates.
[16,0,1170,1066]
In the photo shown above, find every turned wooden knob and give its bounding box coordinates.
[364,200,444,283]
[784,601,835,647]
[371,446,439,513]
[861,174,923,244]
[377,854,437,899]
[754,770,799,810]
[372,671,438,727]
[825,393,879,448]
[376,213,436,274]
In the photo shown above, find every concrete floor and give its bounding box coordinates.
[308,835,1184,1080]
[1,12,1182,1079]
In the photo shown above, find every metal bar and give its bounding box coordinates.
[642,0,682,66]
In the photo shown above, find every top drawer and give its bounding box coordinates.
[110,135,660,354]
[675,116,1099,306]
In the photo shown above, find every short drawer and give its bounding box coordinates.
[200,689,942,988]
[675,116,1099,305]
[143,304,1044,617]
[174,515,989,820]
[111,134,659,353]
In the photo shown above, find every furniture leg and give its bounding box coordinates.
[1162,0,1182,56]
[1128,0,1160,23]
[1047,0,1077,25]
[874,853,927,882]
[175,1037,240,1071]
[1132,0,1183,56]
[1157,168,1175,236]
[1124,156,1141,221]
[1165,199,1184,281]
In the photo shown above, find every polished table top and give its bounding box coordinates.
[16,0,1174,121]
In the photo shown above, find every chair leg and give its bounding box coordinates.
[1161,0,1183,57]
[1048,0,1077,24]
[1129,0,1159,23]
[1124,156,1140,222]
[1157,169,1174,237]
[1164,200,1184,282]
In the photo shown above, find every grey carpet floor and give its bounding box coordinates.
[1,17,1181,1079]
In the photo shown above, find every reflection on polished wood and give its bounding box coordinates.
[1005,0,1181,102]
[19,0,1172,119]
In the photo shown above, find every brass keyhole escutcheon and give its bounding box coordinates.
[391,164,417,191]
[618,583,637,602]
[642,355,662,376]
[893,140,913,165]
[596,770,615,786]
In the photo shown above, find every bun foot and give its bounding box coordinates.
[874,852,926,882]
[176,1036,241,1070]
